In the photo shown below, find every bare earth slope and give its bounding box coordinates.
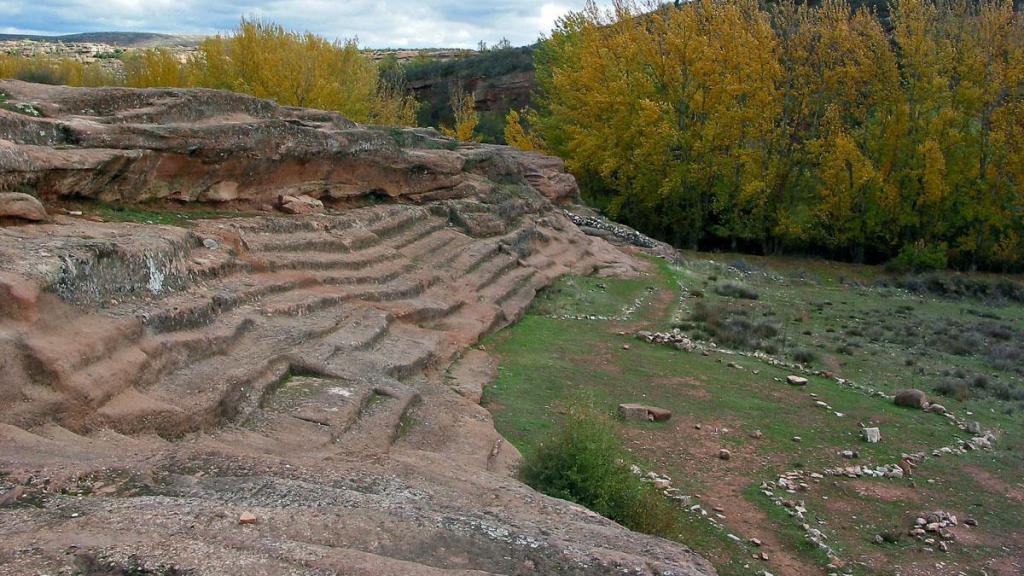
[0,81,714,576]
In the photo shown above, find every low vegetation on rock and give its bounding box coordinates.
[520,403,680,537]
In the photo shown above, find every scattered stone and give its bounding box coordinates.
[718,449,732,461]
[202,238,220,250]
[759,552,769,561]
[750,429,763,439]
[617,403,672,422]
[622,344,631,350]
[926,403,947,415]
[787,375,808,386]
[750,538,762,547]
[862,427,881,443]
[967,421,983,435]
[964,517,978,527]
[894,389,928,409]
[792,436,802,443]
[0,192,47,222]
[969,435,994,450]
[238,512,258,525]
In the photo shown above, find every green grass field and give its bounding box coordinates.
[479,252,1024,576]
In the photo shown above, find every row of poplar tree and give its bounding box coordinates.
[517,0,1024,270]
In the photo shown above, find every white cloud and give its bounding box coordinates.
[0,0,594,48]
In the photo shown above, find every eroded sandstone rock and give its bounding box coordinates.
[0,191,47,222]
[0,83,710,576]
[0,80,580,207]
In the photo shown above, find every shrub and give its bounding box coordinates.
[519,405,679,538]
[791,347,818,365]
[886,242,949,273]
[689,301,781,353]
[934,379,971,401]
[728,259,758,273]
[713,281,760,300]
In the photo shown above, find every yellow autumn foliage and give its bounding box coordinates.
[0,18,417,126]
[535,0,1024,270]
[441,85,481,142]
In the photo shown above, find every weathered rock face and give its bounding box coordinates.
[0,79,580,206]
[0,83,712,576]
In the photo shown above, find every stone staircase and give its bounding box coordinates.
[4,203,600,461]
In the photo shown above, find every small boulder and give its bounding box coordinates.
[278,194,325,215]
[862,427,881,443]
[787,375,808,386]
[618,403,672,422]
[718,449,731,461]
[238,512,258,525]
[618,403,649,421]
[926,403,947,415]
[749,429,763,439]
[967,421,983,434]
[0,192,47,222]
[894,389,928,409]
[647,406,673,422]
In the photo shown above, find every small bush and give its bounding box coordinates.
[713,282,760,300]
[886,242,949,273]
[791,347,818,365]
[689,302,781,353]
[991,382,1024,402]
[934,379,971,401]
[519,405,679,538]
[728,259,758,273]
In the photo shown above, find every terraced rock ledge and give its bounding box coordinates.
[0,81,714,575]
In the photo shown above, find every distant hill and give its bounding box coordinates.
[0,32,202,48]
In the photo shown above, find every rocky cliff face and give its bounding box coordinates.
[0,81,714,576]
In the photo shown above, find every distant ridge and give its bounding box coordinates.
[0,32,202,47]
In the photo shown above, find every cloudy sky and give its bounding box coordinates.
[0,1,590,48]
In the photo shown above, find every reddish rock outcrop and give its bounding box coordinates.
[0,83,711,576]
[0,191,46,221]
[0,79,579,206]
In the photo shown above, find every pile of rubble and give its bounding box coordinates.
[564,210,661,249]
[635,329,699,351]
[907,511,970,552]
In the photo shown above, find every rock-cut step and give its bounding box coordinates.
[329,325,443,382]
[21,315,145,386]
[330,380,421,456]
